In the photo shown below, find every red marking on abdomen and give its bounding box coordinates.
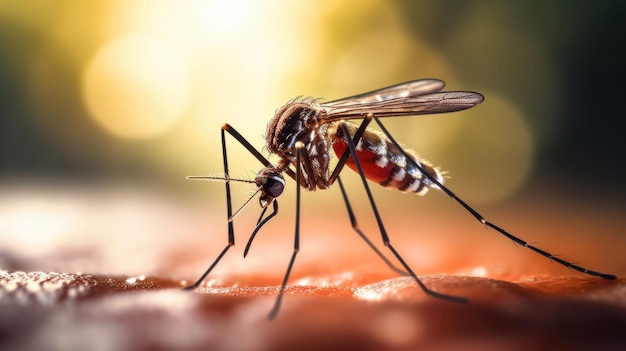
[332,138,394,184]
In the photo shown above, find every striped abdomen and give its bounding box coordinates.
[332,121,444,196]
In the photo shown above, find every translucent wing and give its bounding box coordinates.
[321,79,483,121]
[326,79,446,106]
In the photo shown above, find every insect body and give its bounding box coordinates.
[186,79,616,319]
[332,121,443,195]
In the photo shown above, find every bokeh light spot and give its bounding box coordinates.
[82,35,189,139]
[447,93,535,204]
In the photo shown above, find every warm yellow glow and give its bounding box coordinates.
[93,0,326,167]
[327,24,455,95]
[194,0,257,35]
[82,35,189,139]
[9,0,546,202]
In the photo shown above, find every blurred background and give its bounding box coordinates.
[0,1,624,281]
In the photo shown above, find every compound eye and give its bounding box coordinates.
[263,174,285,198]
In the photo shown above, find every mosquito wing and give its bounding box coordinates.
[326,79,446,106]
[321,79,483,121]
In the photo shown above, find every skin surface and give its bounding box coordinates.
[0,185,624,351]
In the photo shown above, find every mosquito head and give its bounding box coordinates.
[256,167,286,208]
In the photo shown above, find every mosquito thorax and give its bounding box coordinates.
[256,167,286,207]
[266,98,322,158]
[264,98,335,191]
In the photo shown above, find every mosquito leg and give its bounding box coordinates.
[222,123,297,181]
[243,205,268,257]
[332,116,407,275]
[372,116,617,281]
[329,116,372,184]
[337,121,469,303]
[244,201,279,258]
[185,126,237,290]
[336,176,408,276]
[222,123,271,168]
[268,142,305,319]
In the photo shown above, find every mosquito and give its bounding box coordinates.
[185,78,616,319]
